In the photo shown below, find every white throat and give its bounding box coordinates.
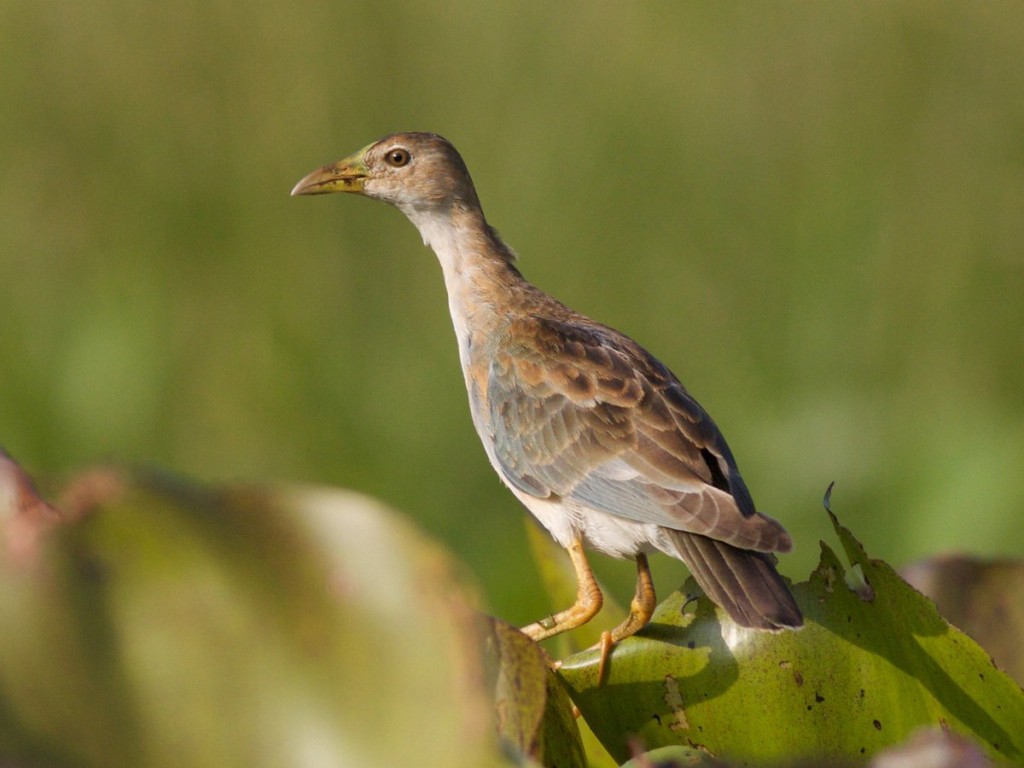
[399,204,482,371]
[402,204,460,252]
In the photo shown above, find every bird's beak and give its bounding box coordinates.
[291,149,369,196]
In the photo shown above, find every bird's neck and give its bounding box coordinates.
[403,203,525,367]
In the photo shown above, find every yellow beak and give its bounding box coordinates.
[291,149,368,196]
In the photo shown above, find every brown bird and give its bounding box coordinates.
[292,132,802,665]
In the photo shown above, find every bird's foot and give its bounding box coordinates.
[596,630,615,685]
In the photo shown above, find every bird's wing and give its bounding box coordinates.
[487,316,789,553]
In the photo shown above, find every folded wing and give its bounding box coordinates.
[487,316,792,555]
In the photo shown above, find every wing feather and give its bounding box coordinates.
[486,316,790,553]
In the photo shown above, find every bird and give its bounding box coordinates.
[292,132,802,667]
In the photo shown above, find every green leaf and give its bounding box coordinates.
[0,465,504,767]
[487,618,585,768]
[903,556,1024,687]
[557,509,1024,765]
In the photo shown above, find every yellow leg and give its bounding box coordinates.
[520,538,603,642]
[597,552,656,682]
[612,552,657,642]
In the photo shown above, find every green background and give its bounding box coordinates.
[2,2,1022,622]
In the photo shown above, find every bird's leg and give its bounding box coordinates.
[611,552,657,642]
[597,552,656,682]
[520,538,603,642]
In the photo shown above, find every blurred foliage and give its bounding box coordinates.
[0,457,500,767]
[3,457,1020,767]
[1,2,1022,627]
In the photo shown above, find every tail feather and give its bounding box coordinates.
[669,531,803,630]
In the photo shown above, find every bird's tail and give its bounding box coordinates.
[668,531,803,630]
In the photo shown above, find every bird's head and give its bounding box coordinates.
[291,132,481,217]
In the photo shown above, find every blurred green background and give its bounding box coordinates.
[2,2,1022,623]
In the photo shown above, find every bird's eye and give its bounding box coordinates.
[385,148,410,167]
